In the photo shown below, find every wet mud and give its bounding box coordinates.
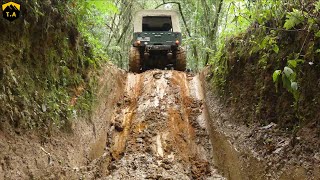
[106,70,225,179]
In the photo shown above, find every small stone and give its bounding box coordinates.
[109,164,117,171]
[314,153,320,161]
[73,167,79,172]
[260,122,277,130]
[115,122,124,131]
[136,138,143,143]
[153,72,162,79]
[273,147,282,154]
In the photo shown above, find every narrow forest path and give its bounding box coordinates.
[1,68,318,179]
[0,68,228,179]
[105,70,225,179]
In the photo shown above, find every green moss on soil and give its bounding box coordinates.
[0,1,101,134]
[211,21,320,132]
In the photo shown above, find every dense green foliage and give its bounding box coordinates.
[0,0,100,133]
[210,0,320,130]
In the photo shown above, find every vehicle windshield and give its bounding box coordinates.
[142,16,172,31]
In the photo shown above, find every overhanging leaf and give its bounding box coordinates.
[288,60,297,68]
[283,9,305,30]
[232,16,239,23]
[283,66,294,78]
[282,74,292,90]
[87,1,119,14]
[291,82,298,91]
[315,0,320,12]
[287,59,304,68]
[273,45,279,54]
[272,70,282,82]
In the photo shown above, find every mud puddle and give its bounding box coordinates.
[105,70,225,179]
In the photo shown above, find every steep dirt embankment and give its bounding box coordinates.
[105,70,224,179]
[201,69,320,180]
[0,65,126,179]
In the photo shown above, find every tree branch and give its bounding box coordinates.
[155,1,192,37]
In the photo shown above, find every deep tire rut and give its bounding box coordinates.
[106,70,225,179]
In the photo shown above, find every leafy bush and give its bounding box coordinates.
[273,58,304,103]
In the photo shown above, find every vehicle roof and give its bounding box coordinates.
[133,10,181,32]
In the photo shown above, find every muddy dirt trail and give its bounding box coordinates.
[105,70,225,179]
[0,68,227,179]
[2,68,318,179]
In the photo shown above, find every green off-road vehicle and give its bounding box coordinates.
[129,10,186,73]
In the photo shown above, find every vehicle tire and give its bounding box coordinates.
[176,47,186,71]
[129,47,141,73]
